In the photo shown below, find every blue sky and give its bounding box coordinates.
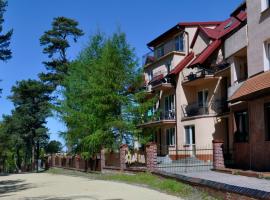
[0,0,242,145]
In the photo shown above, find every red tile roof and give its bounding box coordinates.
[178,21,222,27]
[169,52,195,75]
[230,71,270,102]
[189,11,247,67]
[147,21,222,47]
[148,74,164,84]
[189,40,222,67]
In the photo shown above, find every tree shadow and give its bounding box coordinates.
[22,195,124,200]
[0,179,33,197]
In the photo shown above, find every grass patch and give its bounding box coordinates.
[47,168,220,200]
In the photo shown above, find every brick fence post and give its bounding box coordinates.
[120,144,128,171]
[213,140,225,169]
[100,148,105,171]
[51,154,55,167]
[146,142,157,172]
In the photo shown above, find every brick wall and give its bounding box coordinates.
[213,140,225,169]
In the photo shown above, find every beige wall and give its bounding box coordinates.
[224,25,248,59]
[246,0,270,76]
[192,31,210,55]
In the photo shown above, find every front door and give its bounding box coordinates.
[185,126,196,156]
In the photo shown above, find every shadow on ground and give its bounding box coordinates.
[0,179,33,198]
[22,195,123,200]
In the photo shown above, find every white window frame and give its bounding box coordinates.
[166,127,175,146]
[197,89,209,108]
[264,40,270,71]
[261,0,270,12]
[165,94,175,112]
[175,34,185,52]
[184,125,195,145]
[156,45,164,58]
[148,70,153,81]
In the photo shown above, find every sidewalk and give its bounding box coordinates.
[179,171,270,192]
[156,170,270,199]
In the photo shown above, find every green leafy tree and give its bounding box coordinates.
[39,17,84,88]
[45,140,62,155]
[59,31,139,158]
[0,0,12,61]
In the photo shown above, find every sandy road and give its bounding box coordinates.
[0,173,182,200]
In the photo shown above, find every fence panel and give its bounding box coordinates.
[105,151,120,168]
[156,144,213,173]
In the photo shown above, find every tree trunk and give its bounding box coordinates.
[36,141,40,173]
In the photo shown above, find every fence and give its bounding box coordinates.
[48,141,226,174]
[48,154,101,172]
[156,144,213,173]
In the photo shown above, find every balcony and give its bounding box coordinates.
[228,81,245,99]
[181,99,228,119]
[139,110,176,128]
[182,68,217,86]
[142,51,155,66]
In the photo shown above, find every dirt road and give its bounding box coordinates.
[0,173,182,200]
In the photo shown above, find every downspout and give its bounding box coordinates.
[174,29,190,157]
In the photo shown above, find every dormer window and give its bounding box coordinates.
[175,34,185,52]
[156,45,164,58]
[261,0,270,12]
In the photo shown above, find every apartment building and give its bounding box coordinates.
[227,0,270,171]
[140,0,270,171]
[140,21,222,157]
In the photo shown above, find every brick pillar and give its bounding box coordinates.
[51,154,55,167]
[120,144,128,171]
[146,142,157,172]
[100,148,105,171]
[213,140,225,169]
[75,155,80,169]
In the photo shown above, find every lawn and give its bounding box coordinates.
[48,168,220,200]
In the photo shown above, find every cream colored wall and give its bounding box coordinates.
[192,31,210,55]
[246,0,270,76]
[176,117,226,148]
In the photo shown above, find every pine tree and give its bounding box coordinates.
[39,17,84,88]
[0,0,12,61]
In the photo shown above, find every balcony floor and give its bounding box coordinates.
[139,119,176,128]
[182,75,218,86]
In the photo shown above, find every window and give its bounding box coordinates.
[261,0,270,12]
[166,128,175,146]
[234,110,249,143]
[175,34,185,52]
[185,126,195,145]
[165,94,175,119]
[156,45,164,58]
[148,70,153,81]
[264,41,270,71]
[198,90,208,108]
[265,103,270,141]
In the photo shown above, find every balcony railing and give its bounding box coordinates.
[183,68,214,83]
[142,110,176,125]
[181,99,228,118]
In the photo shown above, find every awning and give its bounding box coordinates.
[169,52,194,75]
[230,71,270,102]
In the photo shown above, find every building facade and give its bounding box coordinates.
[140,0,270,170]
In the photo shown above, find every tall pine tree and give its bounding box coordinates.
[39,17,84,88]
[0,0,12,61]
